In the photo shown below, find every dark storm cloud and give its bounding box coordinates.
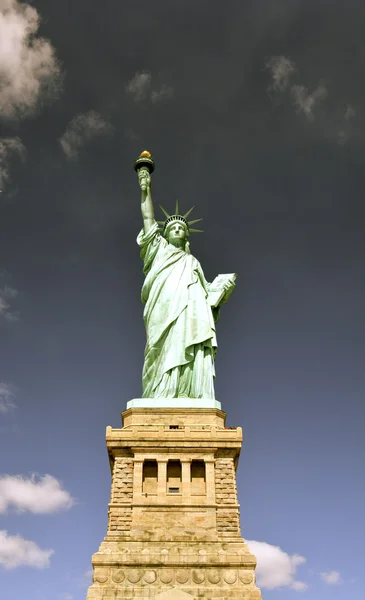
[0,1,364,596]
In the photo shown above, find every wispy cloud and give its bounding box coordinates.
[0,530,53,569]
[0,284,19,321]
[266,55,327,122]
[344,104,356,121]
[338,104,358,145]
[82,570,93,587]
[126,71,152,101]
[291,83,327,120]
[247,540,307,591]
[0,0,62,120]
[126,71,173,103]
[59,110,113,161]
[0,383,17,415]
[0,138,26,192]
[0,474,75,514]
[151,84,173,103]
[320,570,343,585]
[266,55,296,92]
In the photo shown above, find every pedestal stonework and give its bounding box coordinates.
[86,407,263,599]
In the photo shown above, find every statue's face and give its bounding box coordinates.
[166,222,187,247]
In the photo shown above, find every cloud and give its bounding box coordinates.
[0,138,26,191]
[344,104,356,120]
[126,71,173,103]
[59,110,113,160]
[0,0,62,120]
[74,568,93,589]
[0,383,17,414]
[0,283,19,321]
[151,84,174,103]
[320,570,343,585]
[266,55,296,91]
[266,56,328,122]
[126,71,152,101]
[247,540,308,591]
[0,530,53,569]
[291,83,327,120]
[0,474,75,514]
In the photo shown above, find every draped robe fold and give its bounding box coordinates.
[137,222,217,399]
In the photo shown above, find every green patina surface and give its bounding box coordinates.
[135,153,236,400]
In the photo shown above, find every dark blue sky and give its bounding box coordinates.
[0,1,364,598]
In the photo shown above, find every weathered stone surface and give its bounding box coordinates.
[86,407,262,599]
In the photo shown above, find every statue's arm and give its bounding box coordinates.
[139,169,155,234]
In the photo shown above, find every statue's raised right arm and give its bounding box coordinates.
[138,167,155,234]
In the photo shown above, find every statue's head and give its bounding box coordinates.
[158,204,203,254]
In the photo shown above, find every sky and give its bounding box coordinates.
[0,0,364,599]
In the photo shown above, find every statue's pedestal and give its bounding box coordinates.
[86,406,262,599]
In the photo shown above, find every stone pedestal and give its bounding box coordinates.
[86,407,262,599]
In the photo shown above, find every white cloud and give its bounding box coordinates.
[126,71,173,103]
[61,595,73,600]
[0,474,75,514]
[0,0,62,120]
[247,540,308,591]
[0,283,19,321]
[266,55,296,92]
[292,580,309,591]
[0,137,26,191]
[0,382,17,414]
[320,570,343,585]
[59,110,113,160]
[291,83,327,120]
[0,530,53,569]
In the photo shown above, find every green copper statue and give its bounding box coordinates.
[134,151,236,400]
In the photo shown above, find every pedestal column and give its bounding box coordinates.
[158,458,168,500]
[181,458,192,500]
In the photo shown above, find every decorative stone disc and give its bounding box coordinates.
[207,569,221,584]
[159,569,173,584]
[224,570,237,584]
[239,571,254,584]
[192,569,205,584]
[112,569,125,583]
[94,569,109,583]
[175,569,189,584]
[144,570,157,584]
[127,569,141,583]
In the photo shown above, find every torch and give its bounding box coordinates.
[134,150,155,191]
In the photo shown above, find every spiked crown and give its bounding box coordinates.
[157,201,203,236]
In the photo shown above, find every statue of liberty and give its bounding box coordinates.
[135,151,236,400]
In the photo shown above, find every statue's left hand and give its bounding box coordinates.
[221,278,236,303]
[223,278,235,292]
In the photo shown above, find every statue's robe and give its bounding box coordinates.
[137,222,217,398]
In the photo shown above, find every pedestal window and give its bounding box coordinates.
[167,460,182,494]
